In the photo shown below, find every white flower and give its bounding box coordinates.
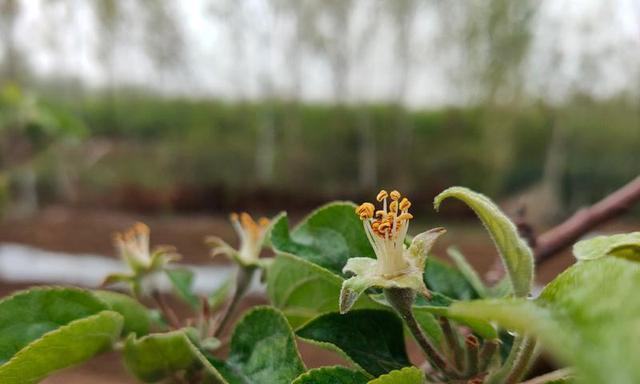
[104,222,179,296]
[340,190,446,313]
[206,212,271,267]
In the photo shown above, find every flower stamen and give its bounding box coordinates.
[355,189,415,275]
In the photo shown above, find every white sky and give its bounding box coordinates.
[11,0,640,107]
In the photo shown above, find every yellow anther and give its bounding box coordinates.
[389,200,398,213]
[397,212,413,221]
[375,210,386,217]
[399,198,411,211]
[356,203,375,219]
[378,221,391,231]
[376,190,388,202]
[258,217,270,227]
[133,222,150,235]
[240,212,256,229]
[390,190,401,200]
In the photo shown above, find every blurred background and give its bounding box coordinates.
[0,0,639,381]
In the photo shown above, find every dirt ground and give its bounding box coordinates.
[0,206,637,382]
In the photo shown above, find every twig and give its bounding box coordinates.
[152,290,181,329]
[535,176,640,264]
[488,176,640,281]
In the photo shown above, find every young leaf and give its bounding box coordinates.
[208,276,234,312]
[297,309,411,377]
[213,307,305,384]
[367,366,425,384]
[446,247,489,298]
[0,311,123,384]
[412,310,445,349]
[434,187,534,297]
[166,267,200,308]
[123,330,199,382]
[449,255,640,384]
[94,290,152,336]
[573,232,640,260]
[270,203,374,275]
[292,366,369,384]
[0,287,110,363]
[424,257,479,300]
[267,253,379,328]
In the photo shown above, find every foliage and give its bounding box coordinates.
[22,92,640,214]
[1,186,639,383]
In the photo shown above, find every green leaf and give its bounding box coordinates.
[270,203,374,275]
[166,267,200,308]
[434,186,534,297]
[371,292,497,339]
[184,339,228,383]
[297,309,410,377]
[94,290,151,336]
[0,311,123,384]
[292,366,369,384]
[0,287,110,363]
[424,257,478,300]
[267,253,379,328]
[214,307,305,384]
[573,232,640,260]
[367,366,424,384]
[412,310,444,349]
[449,255,640,384]
[446,247,489,298]
[209,277,234,312]
[123,330,199,382]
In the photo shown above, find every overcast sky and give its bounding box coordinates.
[12,0,640,107]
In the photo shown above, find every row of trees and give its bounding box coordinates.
[0,0,638,219]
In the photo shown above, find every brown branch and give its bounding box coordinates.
[535,176,640,264]
[486,176,640,282]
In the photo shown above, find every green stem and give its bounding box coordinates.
[519,368,573,384]
[441,317,465,371]
[486,335,524,384]
[152,290,181,329]
[214,266,255,337]
[504,337,536,384]
[384,288,455,377]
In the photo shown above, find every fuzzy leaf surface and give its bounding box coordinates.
[0,287,109,363]
[297,309,410,377]
[94,290,151,336]
[450,255,640,384]
[267,253,378,328]
[434,187,534,297]
[292,366,369,384]
[573,232,640,260]
[367,366,425,384]
[213,307,305,384]
[270,203,374,275]
[123,330,199,382]
[0,311,122,384]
